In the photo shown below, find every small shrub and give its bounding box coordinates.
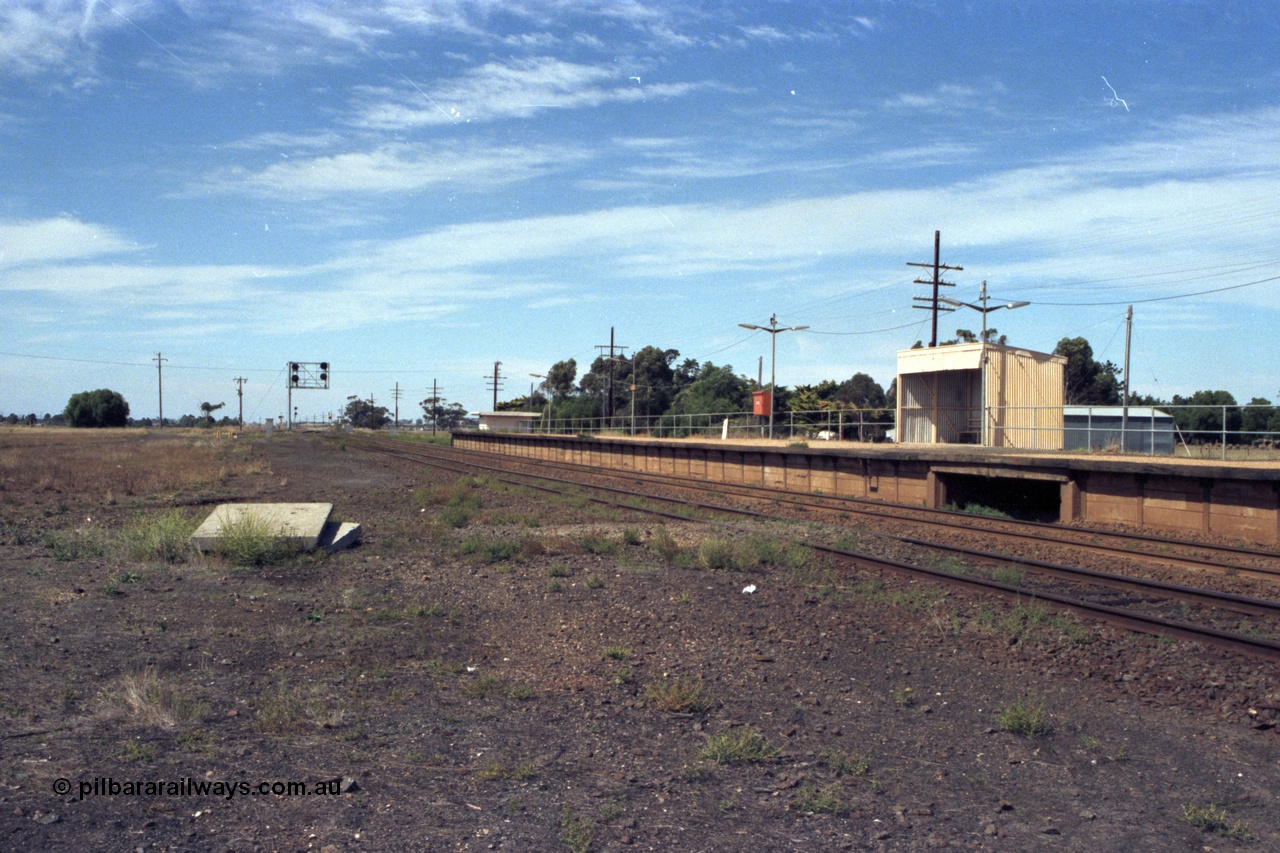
[119,739,157,762]
[438,505,472,528]
[578,534,619,556]
[256,682,348,734]
[621,527,642,546]
[584,574,605,589]
[996,695,1051,737]
[462,673,506,698]
[43,528,105,562]
[948,502,1011,519]
[794,781,844,814]
[101,668,208,728]
[118,509,195,563]
[458,535,520,564]
[1180,803,1250,840]
[548,564,570,577]
[214,511,298,566]
[644,676,713,713]
[649,528,683,562]
[560,808,595,853]
[695,538,735,570]
[602,646,631,660]
[698,728,780,764]
[991,566,1024,585]
[826,750,871,776]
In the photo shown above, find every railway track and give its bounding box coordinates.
[443,441,1280,581]
[349,435,1280,663]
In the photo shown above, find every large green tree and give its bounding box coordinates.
[64,389,130,427]
[544,359,577,400]
[344,396,390,430]
[1053,337,1121,405]
[1170,390,1240,442]
[666,362,751,416]
[420,395,469,430]
[835,373,886,410]
[629,345,680,418]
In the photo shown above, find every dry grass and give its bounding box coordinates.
[99,667,209,728]
[0,429,258,497]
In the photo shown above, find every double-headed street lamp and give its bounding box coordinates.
[529,373,552,432]
[737,314,809,440]
[937,280,1028,341]
[938,281,1029,446]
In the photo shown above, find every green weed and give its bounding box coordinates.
[117,509,195,563]
[458,535,520,564]
[698,728,781,764]
[996,695,1051,738]
[1180,803,1250,840]
[213,511,300,566]
[644,676,713,713]
[794,781,844,814]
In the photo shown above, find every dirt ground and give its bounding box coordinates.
[1,431,1279,852]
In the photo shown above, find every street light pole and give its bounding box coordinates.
[530,374,551,433]
[737,313,809,440]
[938,281,1030,447]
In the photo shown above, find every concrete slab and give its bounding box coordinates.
[190,503,333,552]
[319,521,362,552]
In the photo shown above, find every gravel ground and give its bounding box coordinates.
[1,431,1278,851]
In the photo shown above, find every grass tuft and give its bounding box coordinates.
[1180,803,1250,839]
[213,511,299,566]
[996,695,1052,737]
[101,667,209,728]
[644,676,713,713]
[698,727,780,764]
[118,509,196,563]
[794,781,844,814]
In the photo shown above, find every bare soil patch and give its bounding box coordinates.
[1,431,1277,851]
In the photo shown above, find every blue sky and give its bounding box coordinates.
[3,1,1280,421]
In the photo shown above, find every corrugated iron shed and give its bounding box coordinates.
[896,343,1066,449]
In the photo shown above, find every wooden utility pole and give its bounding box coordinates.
[594,328,628,422]
[485,362,503,410]
[907,231,963,347]
[234,376,248,428]
[154,352,167,427]
[1121,305,1133,450]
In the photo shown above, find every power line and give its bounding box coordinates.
[1029,274,1280,306]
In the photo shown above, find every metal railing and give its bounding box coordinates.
[898,404,1280,459]
[521,408,894,442]
[480,404,1280,460]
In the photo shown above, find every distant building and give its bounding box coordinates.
[1063,406,1175,454]
[476,411,541,433]
[896,343,1067,449]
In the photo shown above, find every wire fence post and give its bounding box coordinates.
[1222,405,1228,460]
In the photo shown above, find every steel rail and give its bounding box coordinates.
[349,437,1280,663]
[431,439,1280,580]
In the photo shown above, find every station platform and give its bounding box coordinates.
[452,432,1280,546]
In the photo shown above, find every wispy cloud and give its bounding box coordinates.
[0,216,139,266]
[192,140,591,198]
[354,56,702,128]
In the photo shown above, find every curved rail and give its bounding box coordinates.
[349,436,1280,663]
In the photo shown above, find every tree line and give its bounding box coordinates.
[16,335,1277,443]
[1049,337,1280,442]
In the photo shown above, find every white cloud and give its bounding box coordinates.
[194,141,590,198]
[353,56,701,128]
[0,217,139,266]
